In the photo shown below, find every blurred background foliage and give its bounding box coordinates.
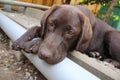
[79,0,112,4]
[78,0,120,30]
[97,0,120,30]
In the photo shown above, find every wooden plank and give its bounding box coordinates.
[0,10,40,29]
[0,3,3,7]
[42,0,54,6]
[70,0,80,5]
[0,0,50,10]
[53,0,62,4]
[20,0,33,3]
[11,5,19,10]
[32,0,43,5]
[68,51,120,80]
[24,7,44,20]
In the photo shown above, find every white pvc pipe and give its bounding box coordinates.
[0,12,100,80]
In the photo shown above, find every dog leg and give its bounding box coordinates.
[12,26,41,50]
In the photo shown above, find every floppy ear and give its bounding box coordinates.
[76,12,93,52]
[40,5,60,38]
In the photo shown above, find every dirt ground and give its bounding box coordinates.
[0,29,47,80]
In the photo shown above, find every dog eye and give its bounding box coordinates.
[47,22,55,31]
[64,30,74,39]
[48,22,54,26]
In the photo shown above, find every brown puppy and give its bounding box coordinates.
[12,5,120,68]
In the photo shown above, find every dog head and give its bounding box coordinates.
[38,5,93,64]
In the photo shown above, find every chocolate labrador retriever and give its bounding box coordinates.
[12,5,120,68]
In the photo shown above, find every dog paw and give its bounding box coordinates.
[12,39,25,50]
[88,51,102,60]
[104,59,120,69]
[23,38,42,54]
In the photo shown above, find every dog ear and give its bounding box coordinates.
[76,11,93,52]
[40,5,60,38]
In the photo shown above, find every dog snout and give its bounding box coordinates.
[38,48,53,62]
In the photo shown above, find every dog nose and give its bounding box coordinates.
[38,48,52,61]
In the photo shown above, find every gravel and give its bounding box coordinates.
[0,28,47,80]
